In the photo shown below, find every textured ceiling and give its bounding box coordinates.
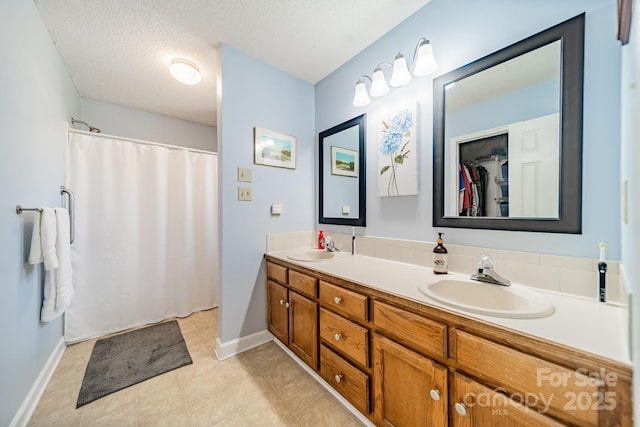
[34,0,431,127]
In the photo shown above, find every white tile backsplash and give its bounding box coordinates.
[560,269,599,299]
[494,260,527,285]
[525,264,561,291]
[266,231,627,306]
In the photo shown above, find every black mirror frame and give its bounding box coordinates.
[319,114,367,227]
[433,14,584,233]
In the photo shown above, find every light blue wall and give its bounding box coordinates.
[0,0,80,424]
[80,98,217,152]
[620,3,639,424]
[447,79,559,140]
[217,44,315,342]
[315,0,622,259]
[322,125,360,218]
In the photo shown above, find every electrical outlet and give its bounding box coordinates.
[238,167,252,183]
[342,205,351,215]
[271,203,283,215]
[238,187,252,201]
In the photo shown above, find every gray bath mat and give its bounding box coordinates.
[76,320,192,408]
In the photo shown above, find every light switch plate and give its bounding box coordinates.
[271,203,283,215]
[238,167,252,183]
[238,187,252,201]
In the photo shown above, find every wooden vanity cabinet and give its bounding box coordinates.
[451,372,565,427]
[266,280,289,343]
[318,280,372,415]
[264,256,633,426]
[266,263,318,370]
[373,334,448,427]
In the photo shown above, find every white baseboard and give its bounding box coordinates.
[272,339,375,427]
[10,337,66,427]
[214,329,273,361]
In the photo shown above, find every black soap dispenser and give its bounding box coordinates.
[433,233,448,275]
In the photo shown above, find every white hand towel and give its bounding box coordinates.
[28,211,43,264]
[53,208,73,312]
[28,208,58,270]
[40,208,73,322]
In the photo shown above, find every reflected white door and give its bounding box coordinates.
[508,113,559,217]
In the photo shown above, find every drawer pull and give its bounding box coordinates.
[335,374,343,383]
[454,403,467,417]
[334,296,342,304]
[334,333,342,341]
[429,389,441,401]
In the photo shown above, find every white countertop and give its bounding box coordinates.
[267,249,631,366]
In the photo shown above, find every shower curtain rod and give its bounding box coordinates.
[68,128,217,156]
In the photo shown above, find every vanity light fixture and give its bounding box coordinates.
[389,53,411,87]
[370,66,390,97]
[353,76,372,107]
[352,37,437,106]
[169,59,201,85]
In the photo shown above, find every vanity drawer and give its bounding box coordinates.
[319,280,368,323]
[320,344,370,414]
[266,262,287,284]
[372,301,447,360]
[289,270,317,298]
[453,329,601,426]
[320,308,369,368]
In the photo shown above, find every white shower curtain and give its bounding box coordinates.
[64,132,218,343]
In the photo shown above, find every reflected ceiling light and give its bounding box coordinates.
[352,37,438,107]
[169,59,201,85]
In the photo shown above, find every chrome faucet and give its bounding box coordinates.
[324,236,340,253]
[471,255,510,286]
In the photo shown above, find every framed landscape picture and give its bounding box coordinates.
[331,146,358,177]
[254,127,296,169]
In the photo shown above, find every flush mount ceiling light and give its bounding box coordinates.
[353,37,437,106]
[169,59,201,85]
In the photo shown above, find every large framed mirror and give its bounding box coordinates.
[319,114,366,226]
[433,14,584,233]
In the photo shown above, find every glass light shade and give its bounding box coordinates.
[169,59,201,85]
[389,53,411,87]
[413,39,438,76]
[370,68,389,97]
[353,80,371,107]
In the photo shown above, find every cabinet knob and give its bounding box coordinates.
[334,296,342,304]
[429,389,441,401]
[285,302,290,309]
[335,374,343,383]
[334,333,342,341]
[454,403,467,417]
[279,299,285,305]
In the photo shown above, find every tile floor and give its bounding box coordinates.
[28,308,364,426]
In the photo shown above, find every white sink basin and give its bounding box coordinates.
[418,279,554,319]
[287,249,337,262]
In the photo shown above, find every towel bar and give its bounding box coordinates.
[60,186,75,244]
[16,186,75,244]
[15,206,43,214]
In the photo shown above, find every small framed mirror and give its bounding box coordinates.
[433,14,584,233]
[319,114,366,226]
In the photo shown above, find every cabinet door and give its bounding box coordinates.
[267,280,288,344]
[373,335,447,427]
[289,291,318,369]
[452,372,564,427]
